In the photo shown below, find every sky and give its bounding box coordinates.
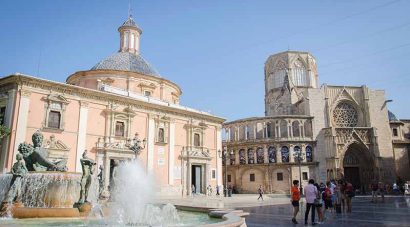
[0,0,409,121]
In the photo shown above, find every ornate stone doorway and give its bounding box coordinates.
[191,164,203,194]
[343,143,374,190]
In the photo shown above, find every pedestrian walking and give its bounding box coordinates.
[378,182,385,202]
[216,185,220,196]
[345,181,354,213]
[371,180,379,203]
[323,182,333,218]
[257,185,264,201]
[304,179,317,225]
[291,180,300,224]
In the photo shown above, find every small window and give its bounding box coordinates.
[194,133,200,147]
[250,173,255,182]
[158,128,165,142]
[144,90,151,97]
[115,121,125,137]
[302,172,308,180]
[228,174,231,182]
[277,172,283,181]
[48,111,61,129]
[212,170,216,179]
[392,128,398,137]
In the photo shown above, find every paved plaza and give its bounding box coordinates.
[241,196,410,227]
[159,194,410,226]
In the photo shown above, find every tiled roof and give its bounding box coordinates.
[91,52,160,77]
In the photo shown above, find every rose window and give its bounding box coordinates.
[333,102,358,127]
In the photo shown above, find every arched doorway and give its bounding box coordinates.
[343,143,374,190]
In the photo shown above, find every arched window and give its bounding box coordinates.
[280,120,288,137]
[292,121,300,137]
[239,125,246,140]
[294,146,301,162]
[333,102,359,127]
[239,149,246,165]
[292,58,307,86]
[273,61,287,88]
[256,148,264,164]
[281,146,289,163]
[304,121,312,137]
[266,122,273,138]
[247,149,254,164]
[256,123,263,139]
[268,146,276,163]
[306,146,313,162]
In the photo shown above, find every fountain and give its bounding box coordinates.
[0,130,248,226]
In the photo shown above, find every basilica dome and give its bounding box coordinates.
[91,52,160,77]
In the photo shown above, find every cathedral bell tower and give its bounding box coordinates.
[264,51,318,116]
[118,13,142,55]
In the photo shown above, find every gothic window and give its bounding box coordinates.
[333,102,358,127]
[266,122,273,138]
[48,111,61,129]
[273,61,287,88]
[304,120,313,137]
[292,58,307,86]
[256,147,264,164]
[292,121,300,137]
[280,120,288,137]
[194,133,200,147]
[268,146,276,163]
[247,148,254,164]
[294,146,301,162]
[239,125,246,140]
[115,121,125,137]
[256,123,263,139]
[239,149,246,164]
[306,146,313,162]
[281,146,289,163]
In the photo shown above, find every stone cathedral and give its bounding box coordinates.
[223,51,410,193]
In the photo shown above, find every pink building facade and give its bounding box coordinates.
[0,15,225,196]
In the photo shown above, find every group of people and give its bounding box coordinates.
[291,179,355,225]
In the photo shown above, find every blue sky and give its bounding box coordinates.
[1,0,409,121]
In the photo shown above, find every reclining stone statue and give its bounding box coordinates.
[18,130,67,172]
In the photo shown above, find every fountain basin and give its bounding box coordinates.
[0,172,82,208]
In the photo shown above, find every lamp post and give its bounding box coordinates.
[218,146,233,197]
[126,133,147,159]
[293,148,305,195]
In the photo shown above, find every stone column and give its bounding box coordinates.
[264,145,269,164]
[290,146,295,163]
[75,101,89,172]
[276,145,282,163]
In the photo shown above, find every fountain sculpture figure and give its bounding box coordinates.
[18,130,67,172]
[78,150,96,204]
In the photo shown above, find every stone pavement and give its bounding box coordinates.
[157,194,291,209]
[240,196,410,227]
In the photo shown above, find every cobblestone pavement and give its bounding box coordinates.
[240,196,410,227]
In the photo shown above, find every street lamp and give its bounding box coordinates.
[293,147,305,195]
[126,133,147,159]
[218,147,233,197]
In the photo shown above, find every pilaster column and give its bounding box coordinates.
[0,89,16,172]
[12,89,31,165]
[76,101,89,172]
[147,115,155,172]
[168,120,175,185]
